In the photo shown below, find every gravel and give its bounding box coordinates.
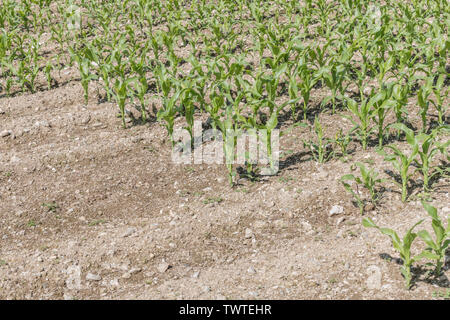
[329,205,344,216]
[86,273,102,281]
[157,261,170,273]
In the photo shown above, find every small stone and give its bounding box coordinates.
[63,293,74,300]
[336,217,346,226]
[247,266,256,274]
[79,114,91,125]
[129,267,142,274]
[157,261,170,273]
[0,109,5,114]
[192,271,200,279]
[301,220,313,231]
[202,286,211,293]
[366,265,382,290]
[244,228,253,239]
[329,205,344,216]
[131,136,143,143]
[86,273,102,281]
[122,272,131,279]
[122,227,136,237]
[34,120,51,128]
[1,130,11,137]
[110,279,119,286]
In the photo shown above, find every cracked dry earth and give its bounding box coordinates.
[0,80,449,300]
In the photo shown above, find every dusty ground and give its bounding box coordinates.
[0,77,449,300]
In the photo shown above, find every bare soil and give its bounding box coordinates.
[0,78,449,300]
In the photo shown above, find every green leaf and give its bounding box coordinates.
[421,201,438,220]
[341,174,356,181]
[417,230,437,250]
[415,250,440,261]
[362,218,378,229]
[266,111,278,131]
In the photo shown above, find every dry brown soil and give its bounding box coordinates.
[0,79,449,300]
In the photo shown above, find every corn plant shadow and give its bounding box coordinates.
[428,117,449,132]
[365,122,417,148]
[412,265,450,289]
[444,64,450,86]
[383,169,422,198]
[276,103,323,127]
[279,150,312,171]
[379,253,403,265]
[379,249,450,289]
[125,106,157,127]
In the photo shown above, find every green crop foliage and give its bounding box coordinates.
[341,162,386,214]
[417,202,450,276]
[379,123,420,202]
[0,0,447,194]
[345,93,376,151]
[371,84,397,148]
[430,74,448,126]
[69,47,97,105]
[414,127,450,192]
[303,117,333,164]
[113,77,135,129]
[417,77,434,133]
[363,218,424,289]
[319,62,347,114]
[334,129,351,159]
[290,59,318,121]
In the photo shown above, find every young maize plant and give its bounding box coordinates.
[371,83,396,148]
[430,74,448,126]
[295,60,319,121]
[413,127,450,192]
[391,83,409,128]
[334,129,351,159]
[132,76,149,123]
[363,218,424,290]
[417,77,433,133]
[214,106,238,186]
[379,123,420,202]
[319,62,347,114]
[303,117,334,164]
[44,61,53,90]
[345,93,376,151]
[417,202,450,276]
[157,86,186,146]
[69,48,97,104]
[113,77,134,129]
[341,162,386,214]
